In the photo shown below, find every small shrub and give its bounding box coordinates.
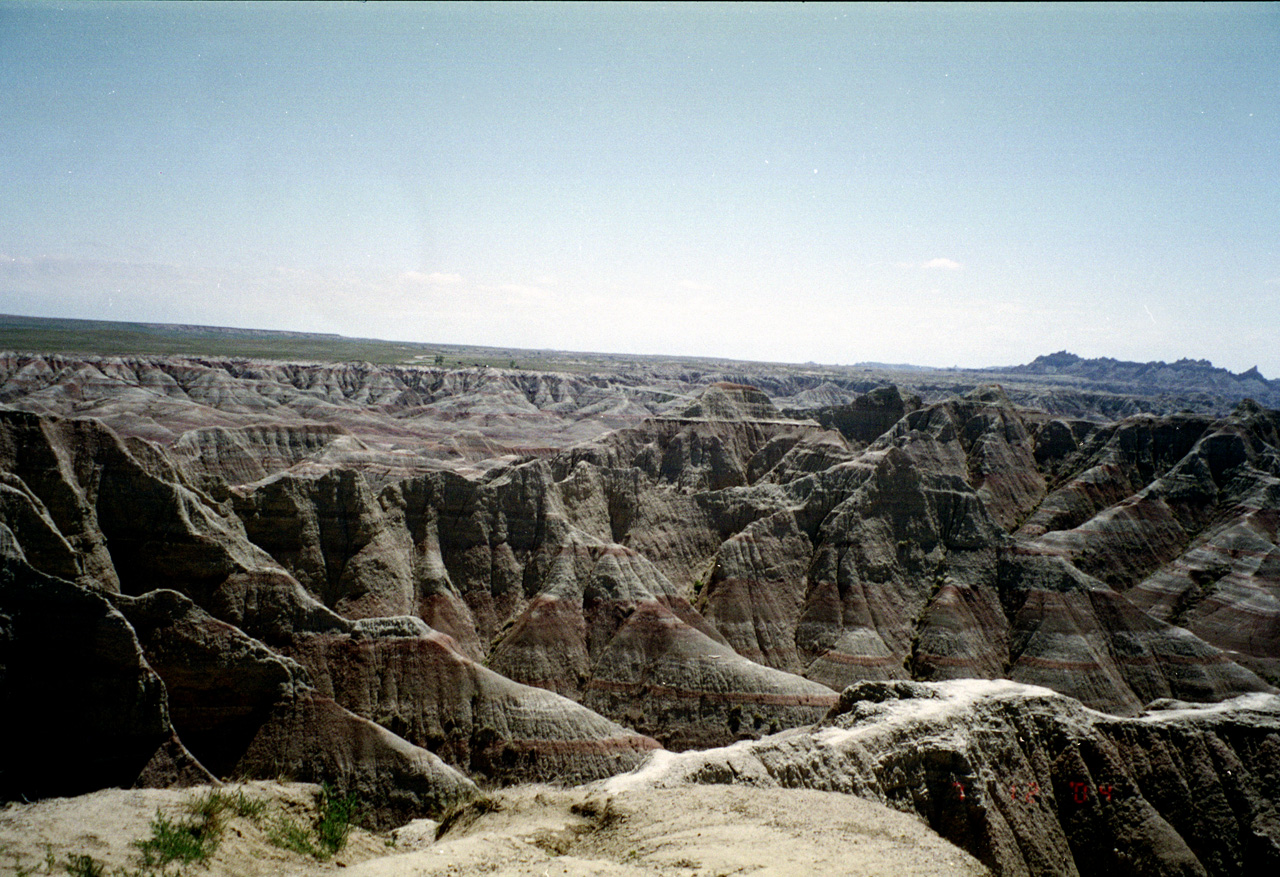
[314,783,359,856]
[267,814,320,858]
[224,789,267,822]
[186,787,264,824]
[265,784,360,861]
[62,855,105,877]
[569,797,623,830]
[133,806,218,870]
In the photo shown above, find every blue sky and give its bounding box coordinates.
[2,2,1277,373]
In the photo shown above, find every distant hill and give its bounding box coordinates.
[1,314,1276,415]
[989,350,1279,408]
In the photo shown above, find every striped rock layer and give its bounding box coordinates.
[3,364,1280,823]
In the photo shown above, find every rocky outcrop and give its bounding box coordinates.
[581,598,838,749]
[0,549,172,800]
[108,577,659,794]
[4,345,1279,846]
[0,410,122,592]
[112,588,312,778]
[283,619,662,784]
[1019,405,1280,683]
[800,385,922,446]
[605,679,1280,877]
[171,422,363,486]
[1017,413,1215,541]
[677,382,786,421]
[0,408,351,646]
[110,587,478,823]
[997,552,1272,714]
[208,387,1276,727]
[231,468,418,621]
[873,385,1047,531]
[236,690,477,828]
[787,441,1009,690]
[1005,351,1280,409]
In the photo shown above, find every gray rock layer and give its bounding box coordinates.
[606,680,1280,877]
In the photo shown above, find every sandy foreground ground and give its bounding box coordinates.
[0,781,988,877]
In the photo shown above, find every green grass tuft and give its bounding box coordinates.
[265,783,360,861]
[62,854,106,877]
[314,783,359,856]
[133,806,219,870]
[266,814,320,858]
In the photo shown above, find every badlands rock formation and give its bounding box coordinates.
[602,679,1280,877]
[1,347,1278,861]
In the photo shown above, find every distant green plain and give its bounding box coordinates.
[0,314,599,370]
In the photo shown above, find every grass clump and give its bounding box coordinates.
[62,855,106,877]
[314,783,359,856]
[266,782,360,861]
[124,787,267,875]
[132,807,218,871]
[266,814,320,858]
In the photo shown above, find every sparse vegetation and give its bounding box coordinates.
[132,807,219,870]
[568,796,624,829]
[264,782,359,861]
[62,854,105,877]
[266,814,319,858]
[128,788,268,873]
[0,787,316,877]
[314,783,359,857]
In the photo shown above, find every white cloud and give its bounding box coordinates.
[922,258,963,271]
[679,279,712,291]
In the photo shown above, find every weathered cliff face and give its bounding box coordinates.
[0,549,178,800]
[211,409,843,751]
[604,680,1280,877]
[0,352,721,481]
[132,384,1275,736]
[995,551,1271,715]
[786,384,922,449]
[1018,403,1280,683]
[108,588,478,825]
[230,468,420,621]
[0,409,341,642]
[0,408,667,816]
[171,422,366,487]
[3,354,1279,854]
[284,620,662,786]
[0,411,125,592]
[871,385,1048,531]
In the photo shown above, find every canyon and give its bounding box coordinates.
[1,328,1278,875]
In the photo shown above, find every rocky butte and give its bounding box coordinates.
[0,331,1277,875]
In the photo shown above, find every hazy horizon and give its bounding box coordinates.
[3,310,1275,379]
[2,3,1277,373]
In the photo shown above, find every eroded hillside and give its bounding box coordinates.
[2,351,1278,874]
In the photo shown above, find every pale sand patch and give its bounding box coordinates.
[0,782,988,877]
[350,784,989,877]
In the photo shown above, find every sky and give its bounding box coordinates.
[1,2,1278,373]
